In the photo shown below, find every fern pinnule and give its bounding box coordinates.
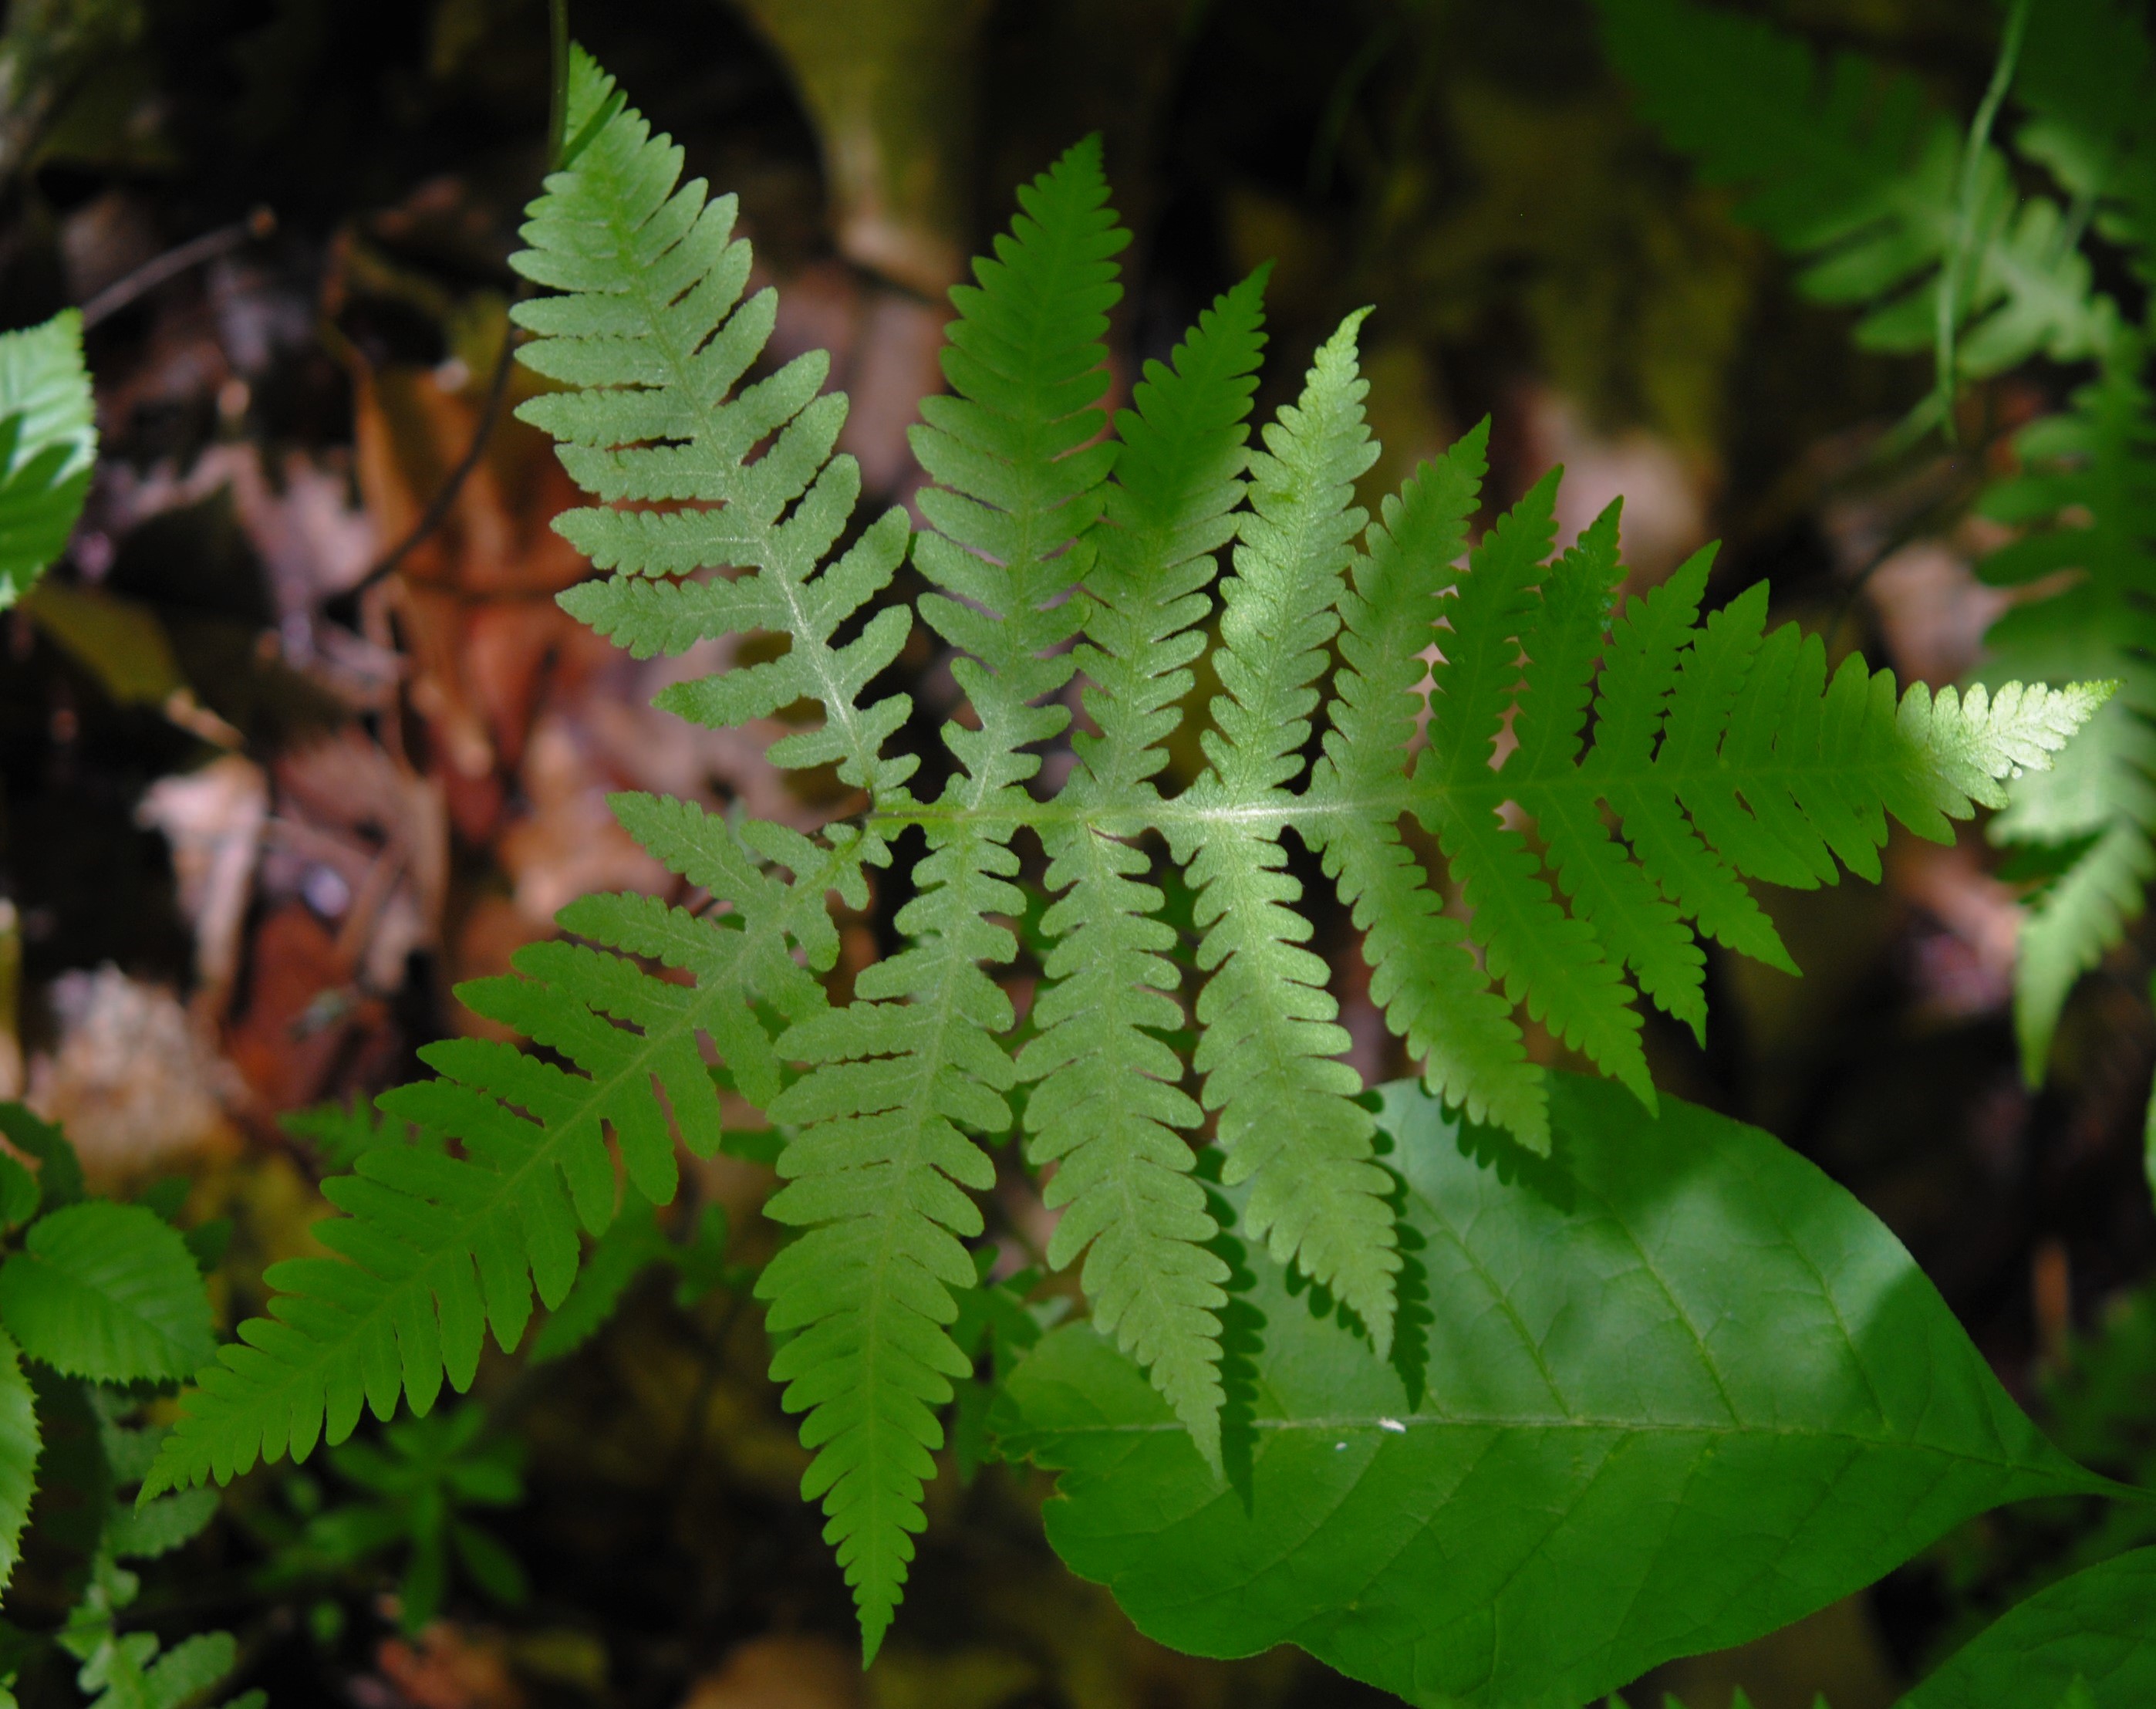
[1020,270,1271,1467]
[1972,343,2156,1078]
[1577,548,1796,978]
[1176,309,1402,1355]
[1510,504,1709,1045]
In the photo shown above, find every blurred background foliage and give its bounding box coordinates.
[0,0,2148,1705]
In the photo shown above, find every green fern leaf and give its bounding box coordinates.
[143,832,819,1498]
[1974,341,2156,1079]
[1421,472,1655,1108]
[162,48,2119,1664]
[760,137,1127,1661]
[514,49,916,798]
[1598,0,2123,386]
[1173,309,1402,1353]
[1394,471,2105,1155]
[1020,269,1270,1467]
[1306,420,1549,1143]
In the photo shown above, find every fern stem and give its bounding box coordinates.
[546,0,571,169]
[1933,0,2031,441]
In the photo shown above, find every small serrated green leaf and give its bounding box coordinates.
[0,1157,35,1233]
[0,1332,38,1592]
[0,309,94,609]
[0,1204,215,1385]
[0,1103,82,1208]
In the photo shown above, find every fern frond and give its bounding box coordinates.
[1175,310,1402,1353]
[164,50,2120,1665]
[147,47,886,1501]
[1974,340,2156,1079]
[1020,270,1270,1467]
[1598,0,2124,383]
[2014,0,2156,282]
[758,139,1127,1661]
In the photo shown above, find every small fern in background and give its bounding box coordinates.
[1601,0,2156,1165]
[142,46,2106,1662]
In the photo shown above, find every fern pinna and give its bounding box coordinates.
[146,47,2104,1658]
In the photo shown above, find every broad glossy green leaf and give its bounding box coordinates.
[0,1203,216,1385]
[0,1331,37,1592]
[0,309,94,608]
[1901,1549,2156,1707]
[998,1073,2109,1709]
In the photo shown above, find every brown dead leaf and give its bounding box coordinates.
[498,711,673,928]
[267,728,447,995]
[137,754,268,1011]
[373,1622,528,1709]
[681,1634,864,1709]
[27,966,243,1180]
[222,903,393,1113]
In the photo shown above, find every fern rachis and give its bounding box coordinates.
[147,44,2108,1660]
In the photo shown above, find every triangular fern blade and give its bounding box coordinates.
[1175,310,1399,1349]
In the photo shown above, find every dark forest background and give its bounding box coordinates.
[0,2,2150,1704]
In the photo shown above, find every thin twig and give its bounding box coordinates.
[79,207,276,330]
[340,2,567,603]
[342,317,521,599]
[1934,0,2032,443]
